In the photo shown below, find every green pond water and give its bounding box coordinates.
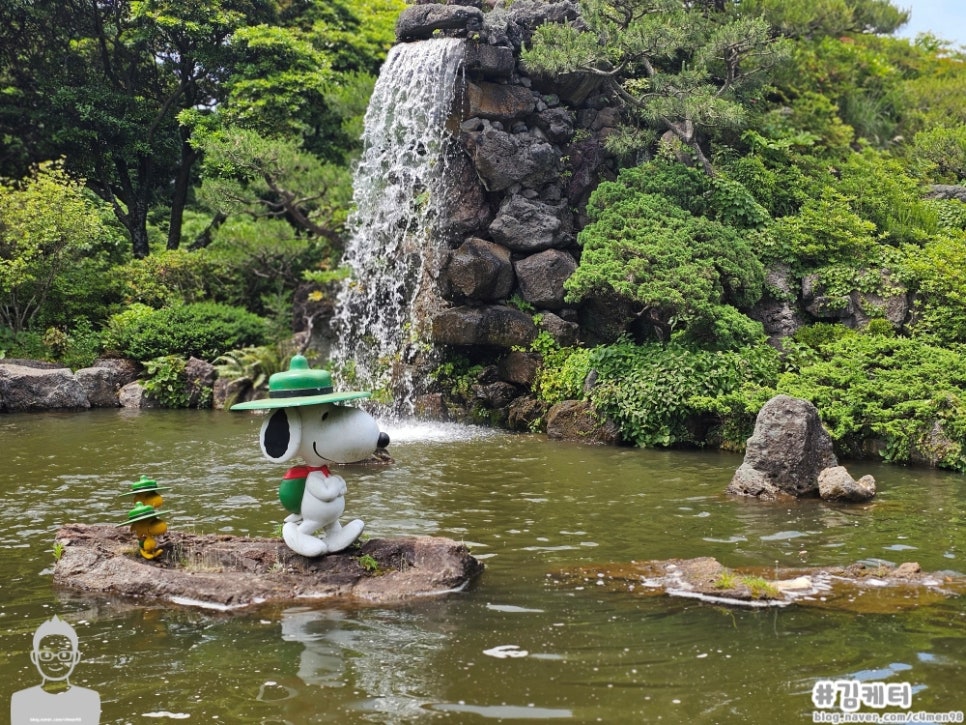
[0,409,964,723]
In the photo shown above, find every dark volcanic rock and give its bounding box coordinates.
[489,195,572,252]
[461,123,560,192]
[432,305,538,348]
[443,237,515,301]
[728,395,837,499]
[546,399,621,444]
[53,523,483,610]
[514,249,576,309]
[395,3,484,41]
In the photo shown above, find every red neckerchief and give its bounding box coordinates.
[283,465,330,479]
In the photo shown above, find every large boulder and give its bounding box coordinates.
[727,395,837,499]
[395,3,484,42]
[0,362,89,411]
[498,351,541,386]
[74,367,122,408]
[118,381,161,409]
[432,305,537,348]
[489,195,573,252]
[442,237,515,301]
[514,249,577,309]
[184,357,216,408]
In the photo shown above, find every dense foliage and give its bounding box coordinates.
[519,0,966,469]
[0,0,403,258]
[4,0,966,470]
[0,0,400,368]
[567,162,767,346]
[103,302,269,361]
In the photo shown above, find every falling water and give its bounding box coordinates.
[331,38,466,413]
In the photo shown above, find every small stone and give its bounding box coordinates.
[818,466,876,502]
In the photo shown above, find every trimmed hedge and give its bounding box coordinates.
[104,302,269,361]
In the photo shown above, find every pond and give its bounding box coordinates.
[0,409,963,723]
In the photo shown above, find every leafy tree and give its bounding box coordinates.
[521,0,791,175]
[0,0,268,257]
[190,127,353,245]
[0,163,121,333]
[737,0,908,40]
[0,0,402,257]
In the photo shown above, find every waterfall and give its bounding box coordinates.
[331,38,465,414]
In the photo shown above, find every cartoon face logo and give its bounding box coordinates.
[32,632,80,682]
[11,615,101,724]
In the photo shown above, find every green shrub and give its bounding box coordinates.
[43,318,102,369]
[104,302,268,361]
[0,327,45,360]
[777,335,966,470]
[759,188,877,268]
[143,355,191,408]
[117,249,218,308]
[793,322,854,350]
[583,339,780,448]
[568,174,765,341]
[531,332,593,406]
[901,231,966,344]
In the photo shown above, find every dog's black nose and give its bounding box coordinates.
[377,432,390,449]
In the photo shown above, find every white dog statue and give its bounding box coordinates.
[232,356,389,557]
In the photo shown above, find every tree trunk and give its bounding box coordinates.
[167,131,198,251]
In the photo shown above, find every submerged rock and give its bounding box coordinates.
[53,523,484,611]
[554,557,964,613]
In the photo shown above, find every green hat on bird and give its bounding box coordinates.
[116,503,169,526]
[229,355,371,411]
[117,475,169,498]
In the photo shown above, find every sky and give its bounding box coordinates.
[894,0,966,47]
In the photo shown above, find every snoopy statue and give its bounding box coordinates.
[231,355,389,557]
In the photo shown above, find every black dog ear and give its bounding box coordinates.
[259,408,302,462]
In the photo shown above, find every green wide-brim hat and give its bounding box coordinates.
[117,475,170,497]
[116,503,169,526]
[230,354,371,411]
